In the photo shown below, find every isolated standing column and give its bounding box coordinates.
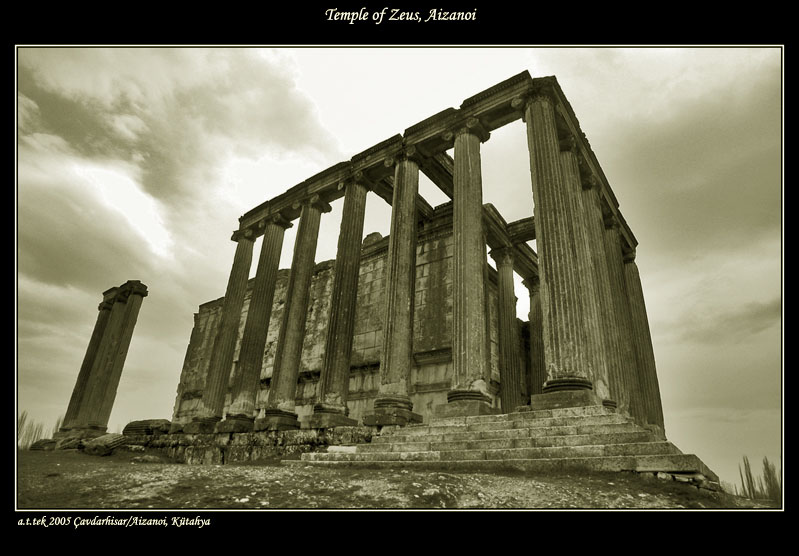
[73,280,148,433]
[258,195,330,431]
[59,287,118,432]
[218,215,292,433]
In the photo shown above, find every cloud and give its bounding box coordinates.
[672,297,781,345]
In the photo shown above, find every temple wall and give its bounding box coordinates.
[172,210,521,426]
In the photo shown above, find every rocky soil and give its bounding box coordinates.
[17,448,772,511]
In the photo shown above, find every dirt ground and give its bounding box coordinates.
[16,448,772,511]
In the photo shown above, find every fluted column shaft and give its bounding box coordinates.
[93,283,147,429]
[374,157,419,409]
[492,248,523,412]
[60,288,117,431]
[449,124,491,406]
[523,276,546,397]
[74,281,148,431]
[224,217,291,427]
[315,180,369,416]
[523,95,592,392]
[194,235,254,424]
[603,219,645,422]
[560,148,610,401]
[581,184,628,411]
[623,252,665,430]
[265,197,329,422]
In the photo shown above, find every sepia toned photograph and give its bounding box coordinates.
[16,45,782,515]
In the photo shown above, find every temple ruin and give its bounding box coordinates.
[39,71,719,484]
[169,70,666,437]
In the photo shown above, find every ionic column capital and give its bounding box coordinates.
[292,193,332,214]
[513,86,558,123]
[522,275,540,295]
[440,117,491,145]
[259,213,293,231]
[231,228,255,242]
[489,246,515,268]
[114,280,148,303]
[384,144,424,169]
[603,213,620,231]
[337,171,375,193]
[623,248,637,263]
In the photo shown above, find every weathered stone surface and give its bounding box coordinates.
[373,156,420,415]
[83,433,127,456]
[524,95,592,388]
[29,439,57,451]
[123,419,171,436]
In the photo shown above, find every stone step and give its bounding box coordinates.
[290,453,718,482]
[314,442,679,463]
[359,431,655,453]
[373,422,642,444]
[387,413,630,437]
[429,404,612,426]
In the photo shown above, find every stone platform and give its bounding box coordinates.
[287,405,719,486]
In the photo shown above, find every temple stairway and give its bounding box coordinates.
[285,405,719,484]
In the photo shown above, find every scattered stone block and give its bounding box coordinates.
[29,439,57,451]
[123,419,171,436]
[83,433,127,456]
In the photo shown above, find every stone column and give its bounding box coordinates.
[580,178,628,412]
[522,276,546,398]
[363,152,423,426]
[58,287,118,433]
[185,232,254,433]
[257,195,331,431]
[623,250,665,432]
[74,280,148,433]
[522,92,596,405]
[311,178,370,428]
[603,216,646,423]
[560,145,611,403]
[490,247,524,413]
[217,215,292,433]
[435,119,495,418]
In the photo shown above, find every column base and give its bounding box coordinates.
[215,415,255,433]
[168,423,185,434]
[542,377,593,393]
[432,390,497,418]
[183,417,221,434]
[363,395,422,426]
[254,409,300,431]
[530,389,602,411]
[602,399,618,411]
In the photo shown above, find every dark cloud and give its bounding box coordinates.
[671,297,781,345]
[599,60,781,261]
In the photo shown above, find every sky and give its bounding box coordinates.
[15,46,782,490]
